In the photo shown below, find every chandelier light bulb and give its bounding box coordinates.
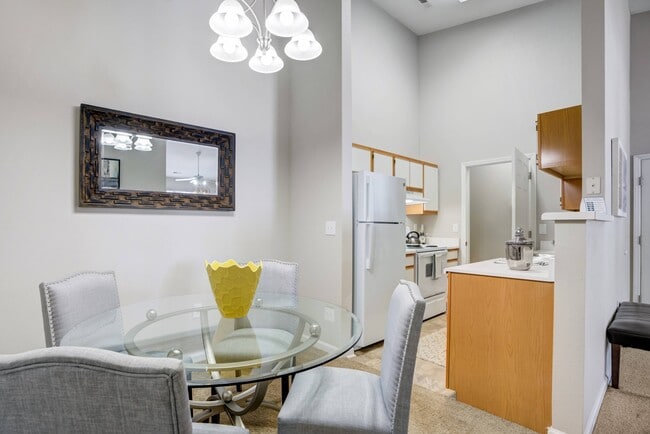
[223,39,236,54]
[279,10,294,27]
[224,11,239,27]
[249,46,284,74]
[284,29,322,61]
[266,0,308,37]
[210,36,248,62]
[209,0,253,38]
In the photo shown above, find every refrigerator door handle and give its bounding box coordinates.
[364,174,374,222]
[365,224,374,270]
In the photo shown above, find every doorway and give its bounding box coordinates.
[633,154,650,303]
[460,150,537,264]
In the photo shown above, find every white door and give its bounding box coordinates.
[512,147,534,240]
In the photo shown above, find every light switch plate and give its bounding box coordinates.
[586,177,601,195]
[325,221,336,236]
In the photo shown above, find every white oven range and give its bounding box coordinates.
[406,245,448,320]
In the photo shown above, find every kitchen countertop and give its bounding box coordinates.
[445,256,554,282]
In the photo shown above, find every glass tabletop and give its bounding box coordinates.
[60,293,361,387]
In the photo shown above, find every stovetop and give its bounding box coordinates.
[405,244,448,252]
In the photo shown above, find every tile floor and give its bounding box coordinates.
[353,313,454,397]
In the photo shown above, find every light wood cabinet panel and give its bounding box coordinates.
[373,152,393,176]
[446,273,553,433]
[561,177,582,211]
[423,165,439,212]
[352,146,371,172]
[537,105,581,178]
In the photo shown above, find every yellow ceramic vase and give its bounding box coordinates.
[205,259,262,318]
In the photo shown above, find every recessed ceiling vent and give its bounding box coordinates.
[417,0,432,7]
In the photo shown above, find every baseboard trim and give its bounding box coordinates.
[584,379,608,434]
[547,427,568,434]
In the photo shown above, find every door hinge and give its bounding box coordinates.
[528,171,532,180]
[639,235,642,245]
[528,230,532,238]
[639,177,644,187]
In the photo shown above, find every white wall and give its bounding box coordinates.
[0,0,292,352]
[550,0,631,432]
[288,0,351,309]
[351,0,419,157]
[631,11,650,156]
[418,0,581,241]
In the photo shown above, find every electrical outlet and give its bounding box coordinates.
[452,223,459,233]
[539,223,547,235]
[325,221,336,236]
[586,177,601,195]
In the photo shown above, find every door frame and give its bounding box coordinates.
[460,153,537,265]
[632,153,650,302]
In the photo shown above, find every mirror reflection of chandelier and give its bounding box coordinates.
[209,0,322,74]
[101,129,153,152]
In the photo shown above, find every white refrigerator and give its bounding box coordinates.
[353,171,406,348]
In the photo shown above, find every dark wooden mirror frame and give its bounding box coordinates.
[79,104,235,211]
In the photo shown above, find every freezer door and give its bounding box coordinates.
[354,171,406,223]
[353,221,405,347]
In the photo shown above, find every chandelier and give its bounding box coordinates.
[208,0,322,74]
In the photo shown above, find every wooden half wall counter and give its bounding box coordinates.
[351,143,439,215]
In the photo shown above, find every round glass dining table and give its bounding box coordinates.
[60,293,361,424]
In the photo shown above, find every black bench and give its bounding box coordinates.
[606,302,650,388]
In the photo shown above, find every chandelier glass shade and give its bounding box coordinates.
[208,0,321,73]
[101,130,153,152]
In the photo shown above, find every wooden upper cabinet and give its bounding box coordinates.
[537,105,582,178]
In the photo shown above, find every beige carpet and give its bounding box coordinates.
[593,347,650,434]
[416,327,446,367]
[195,356,533,434]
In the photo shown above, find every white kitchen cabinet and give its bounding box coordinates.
[395,158,424,189]
[409,162,423,189]
[373,152,393,176]
[394,158,409,182]
[423,165,439,212]
[352,146,371,172]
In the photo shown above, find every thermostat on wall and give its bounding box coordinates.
[580,197,607,214]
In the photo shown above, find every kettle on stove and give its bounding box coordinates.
[406,231,421,246]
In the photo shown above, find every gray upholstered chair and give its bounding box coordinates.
[277,280,425,434]
[0,346,247,434]
[39,271,124,350]
[254,259,299,307]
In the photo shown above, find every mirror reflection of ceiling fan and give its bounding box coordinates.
[175,151,210,186]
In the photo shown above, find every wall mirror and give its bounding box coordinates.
[79,104,235,210]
